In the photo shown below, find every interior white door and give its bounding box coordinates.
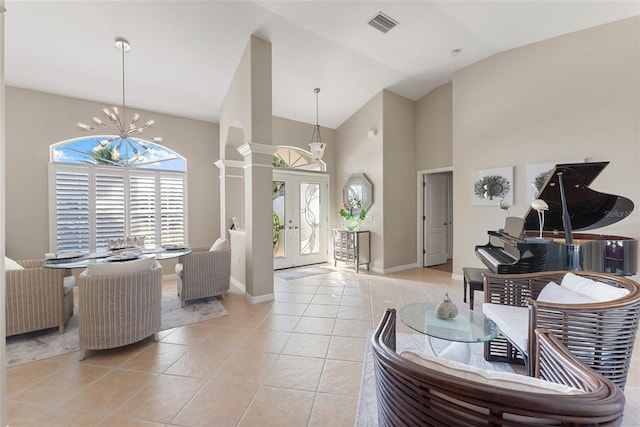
[273,171,329,269]
[423,173,448,266]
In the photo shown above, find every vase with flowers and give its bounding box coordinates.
[340,200,366,231]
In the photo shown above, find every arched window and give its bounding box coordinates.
[49,136,187,253]
[272,146,326,172]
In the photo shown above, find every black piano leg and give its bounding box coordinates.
[463,278,468,303]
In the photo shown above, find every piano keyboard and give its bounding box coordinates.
[476,247,517,271]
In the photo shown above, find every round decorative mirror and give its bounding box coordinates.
[343,173,373,215]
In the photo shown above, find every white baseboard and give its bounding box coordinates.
[162,273,178,281]
[230,277,245,293]
[245,292,274,304]
[379,263,420,274]
[452,273,463,281]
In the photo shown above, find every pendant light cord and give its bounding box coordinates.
[121,42,126,134]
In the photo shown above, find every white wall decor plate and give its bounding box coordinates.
[472,167,513,206]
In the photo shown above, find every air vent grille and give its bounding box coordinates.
[368,12,398,34]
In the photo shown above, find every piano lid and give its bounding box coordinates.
[523,161,634,232]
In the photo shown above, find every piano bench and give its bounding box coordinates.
[463,267,490,310]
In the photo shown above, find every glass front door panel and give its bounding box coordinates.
[273,180,286,258]
[300,182,320,255]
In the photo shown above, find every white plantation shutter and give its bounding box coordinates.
[161,175,185,246]
[130,174,157,247]
[55,169,90,252]
[95,171,125,251]
[51,165,186,252]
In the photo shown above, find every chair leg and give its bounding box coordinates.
[153,332,159,342]
[79,350,87,361]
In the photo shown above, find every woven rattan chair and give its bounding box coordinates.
[483,270,640,389]
[5,259,74,336]
[372,308,625,427]
[176,245,230,307]
[78,261,162,360]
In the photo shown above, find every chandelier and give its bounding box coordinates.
[308,88,326,160]
[77,38,161,166]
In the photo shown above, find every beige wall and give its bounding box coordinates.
[272,115,336,181]
[416,82,452,172]
[336,92,384,270]
[5,86,220,260]
[382,90,417,270]
[451,17,640,278]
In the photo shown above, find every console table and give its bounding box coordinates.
[333,229,370,273]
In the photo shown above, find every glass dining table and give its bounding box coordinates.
[42,246,192,269]
[399,302,499,364]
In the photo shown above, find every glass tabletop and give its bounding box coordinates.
[43,247,192,269]
[399,302,499,343]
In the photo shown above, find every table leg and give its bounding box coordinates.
[428,336,471,364]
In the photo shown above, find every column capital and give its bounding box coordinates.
[215,159,245,170]
[238,143,276,157]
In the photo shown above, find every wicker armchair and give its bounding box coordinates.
[78,261,162,360]
[372,308,625,427]
[176,245,231,307]
[483,270,640,389]
[5,259,74,336]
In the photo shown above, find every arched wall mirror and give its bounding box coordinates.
[343,173,373,215]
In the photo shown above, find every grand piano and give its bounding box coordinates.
[476,161,638,276]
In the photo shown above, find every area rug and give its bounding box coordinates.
[355,332,516,427]
[275,266,334,280]
[5,289,228,367]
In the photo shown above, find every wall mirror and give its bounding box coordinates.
[343,173,373,215]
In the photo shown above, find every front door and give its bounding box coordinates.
[273,171,329,269]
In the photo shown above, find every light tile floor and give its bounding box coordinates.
[6,265,640,426]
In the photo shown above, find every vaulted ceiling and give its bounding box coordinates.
[4,1,638,128]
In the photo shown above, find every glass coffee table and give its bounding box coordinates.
[399,302,499,364]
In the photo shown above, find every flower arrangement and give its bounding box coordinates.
[339,200,366,221]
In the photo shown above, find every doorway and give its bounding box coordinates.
[420,169,453,268]
[273,170,329,269]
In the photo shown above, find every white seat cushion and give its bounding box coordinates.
[210,238,229,252]
[482,303,529,352]
[537,281,596,304]
[401,350,583,394]
[561,272,629,302]
[86,257,155,276]
[5,256,24,270]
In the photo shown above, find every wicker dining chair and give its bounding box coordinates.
[483,270,640,389]
[372,308,625,427]
[5,259,74,336]
[175,244,231,307]
[78,261,162,360]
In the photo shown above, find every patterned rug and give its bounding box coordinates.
[5,289,228,366]
[355,332,516,427]
[275,266,334,280]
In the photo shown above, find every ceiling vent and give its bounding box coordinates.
[367,12,398,34]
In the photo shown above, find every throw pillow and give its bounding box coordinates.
[537,281,596,304]
[86,257,155,276]
[5,256,24,270]
[561,272,629,302]
[210,238,229,252]
[401,350,583,395]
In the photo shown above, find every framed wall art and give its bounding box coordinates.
[471,166,513,206]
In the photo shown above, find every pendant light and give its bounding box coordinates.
[308,88,326,160]
[76,38,161,166]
